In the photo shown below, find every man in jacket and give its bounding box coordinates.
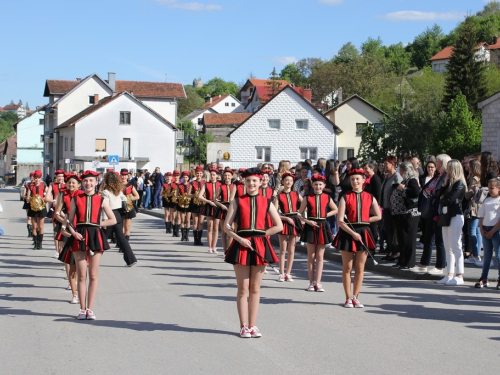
[153,167,164,210]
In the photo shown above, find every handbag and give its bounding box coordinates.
[118,192,128,213]
[437,212,452,227]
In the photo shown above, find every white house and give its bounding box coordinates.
[430,42,490,73]
[182,94,243,131]
[54,92,177,173]
[478,91,500,159]
[227,85,341,169]
[3,100,27,118]
[324,94,387,160]
[182,108,216,131]
[13,109,45,183]
[43,72,185,174]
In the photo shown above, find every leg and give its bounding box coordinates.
[212,218,220,250]
[285,235,297,275]
[353,251,368,297]
[480,230,493,280]
[278,234,287,275]
[314,245,326,284]
[434,223,446,269]
[74,250,88,310]
[450,215,464,277]
[206,218,213,249]
[122,218,132,236]
[340,251,354,299]
[86,252,102,310]
[248,265,266,327]
[306,243,316,283]
[233,264,251,327]
[68,264,77,296]
[220,220,228,252]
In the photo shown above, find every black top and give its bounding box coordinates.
[481,170,498,187]
[364,174,381,203]
[338,173,352,200]
[438,180,466,216]
[404,177,421,209]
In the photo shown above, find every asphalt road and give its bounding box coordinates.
[1,188,499,375]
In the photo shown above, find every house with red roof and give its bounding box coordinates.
[0,133,17,182]
[2,100,26,118]
[42,72,186,174]
[430,42,490,73]
[181,94,243,131]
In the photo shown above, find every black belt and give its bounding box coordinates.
[283,212,298,217]
[237,230,266,237]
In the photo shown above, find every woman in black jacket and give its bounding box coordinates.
[436,159,467,286]
[390,162,421,269]
[363,160,382,245]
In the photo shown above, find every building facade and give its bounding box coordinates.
[14,110,44,183]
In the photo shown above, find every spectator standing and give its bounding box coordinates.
[464,160,484,265]
[143,172,153,209]
[136,172,144,208]
[153,167,164,210]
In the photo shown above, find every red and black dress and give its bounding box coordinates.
[236,181,246,198]
[50,183,65,222]
[27,182,47,218]
[121,184,136,219]
[189,180,205,214]
[67,191,110,254]
[22,182,32,210]
[162,182,172,208]
[58,189,80,265]
[277,191,303,236]
[217,182,233,221]
[224,194,278,266]
[332,191,376,252]
[259,186,274,228]
[176,183,191,213]
[300,193,333,244]
[202,181,221,217]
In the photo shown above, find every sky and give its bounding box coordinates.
[0,0,492,109]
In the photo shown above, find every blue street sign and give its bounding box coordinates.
[109,155,119,165]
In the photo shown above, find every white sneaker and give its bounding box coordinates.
[86,309,96,320]
[212,248,218,254]
[306,282,315,291]
[446,276,464,286]
[427,268,444,275]
[207,248,213,253]
[436,275,452,284]
[249,326,262,338]
[409,266,427,273]
[70,295,79,304]
[53,251,59,258]
[240,325,251,338]
[77,309,87,320]
[277,274,285,282]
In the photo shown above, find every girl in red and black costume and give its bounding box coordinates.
[333,169,381,308]
[22,172,35,238]
[176,171,192,241]
[26,169,48,250]
[215,169,234,253]
[299,174,338,292]
[45,169,65,258]
[66,170,116,320]
[55,173,81,304]
[189,166,206,245]
[161,172,174,233]
[120,169,140,243]
[224,168,283,338]
[199,168,222,253]
[275,172,303,282]
[230,168,248,200]
[169,171,180,237]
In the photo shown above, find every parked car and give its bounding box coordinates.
[0,177,6,188]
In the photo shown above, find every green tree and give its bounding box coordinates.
[177,85,205,119]
[443,17,487,111]
[406,24,446,69]
[385,43,411,76]
[279,63,307,86]
[433,92,482,158]
[357,122,393,162]
[333,42,360,63]
[195,77,239,98]
[0,112,18,143]
[484,64,500,97]
[477,1,500,17]
[361,37,386,58]
[266,67,284,100]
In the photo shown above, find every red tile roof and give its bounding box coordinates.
[253,85,312,103]
[430,43,488,61]
[44,78,186,98]
[3,104,22,110]
[0,106,5,112]
[204,113,251,126]
[487,39,500,50]
[248,78,289,87]
[203,94,230,108]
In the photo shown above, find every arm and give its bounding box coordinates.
[45,185,55,204]
[369,198,382,223]
[100,199,117,227]
[67,199,83,241]
[266,203,284,236]
[130,187,140,201]
[325,198,338,218]
[405,178,420,198]
[54,194,66,224]
[440,181,466,206]
[229,184,237,202]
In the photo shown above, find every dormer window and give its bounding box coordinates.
[88,95,95,105]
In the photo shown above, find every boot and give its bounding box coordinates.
[166,222,172,233]
[33,234,38,250]
[165,222,169,234]
[37,234,44,250]
[171,224,176,237]
[173,224,180,237]
[184,228,190,242]
[193,230,199,245]
[27,224,32,238]
[197,230,204,246]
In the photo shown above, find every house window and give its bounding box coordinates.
[70,138,74,151]
[268,119,280,130]
[347,149,355,158]
[88,95,95,105]
[95,139,106,152]
[296,119,308,130]
[64,137,68,151]
[39,118,44,125]
[231,103,235,107]
[256,147,271,162]
[123,138,130,159]
[225,102,229,106]
[300,147,317,160]
[374,123,382,131]
[356,123,367,137]
[198,117,203,125]
[120,112,131,125]
[40,135,44,142]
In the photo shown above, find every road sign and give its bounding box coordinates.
[65,158,72,164]
[92,160,100,168]
[109,155,119,165]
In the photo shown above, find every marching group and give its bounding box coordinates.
[18,151,500,338]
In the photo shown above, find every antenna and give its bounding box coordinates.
[165,74,168,83]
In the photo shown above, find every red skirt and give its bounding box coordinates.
[202,203,220,218]
[280,214,303,236]
[217,202,230,221]
[59,243,75,265]
[333,225,375,252]
[69,226,109,253]
[300,220,333,245]
[224,234,278,266]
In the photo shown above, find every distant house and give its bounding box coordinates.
[430,42,490,73]
[0,133,17,182]
[226,85,341,169]
[3,100,26,118]
[239,78,312,113]
[182,94,243,131]
[478,91,500,159]
[203,113,251,142]
[13,110,45,183]
[43,72,185,174]
[324,95,387,160]
[181,108,216,131]
[0,106,5,113]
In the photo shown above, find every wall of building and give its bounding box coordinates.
[139,97,177,125]
[17,112,44,164]
[481,98,500,158]
[206,142,231,165]
[230,88,336,166]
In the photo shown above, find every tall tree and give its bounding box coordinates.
[266,67,284,99]
[177,85,205,119]
[361,37,386,58]
[279,63,307,86]
[406,24,445,69]
[195,77,239,98]
[334,42,360,63]
[0,112,18,143]
[443,17,487,111]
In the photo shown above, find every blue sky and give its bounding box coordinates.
[0,0,490,109]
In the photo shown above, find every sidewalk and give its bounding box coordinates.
[139,208,495,283]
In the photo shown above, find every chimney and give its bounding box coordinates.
[94,94,99,104]
[108,72,116,91]
[210,97,212,104]
[130,90,134,97]
[338,87,343,104]
[76,78,81,81]
[219,94,221,98]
